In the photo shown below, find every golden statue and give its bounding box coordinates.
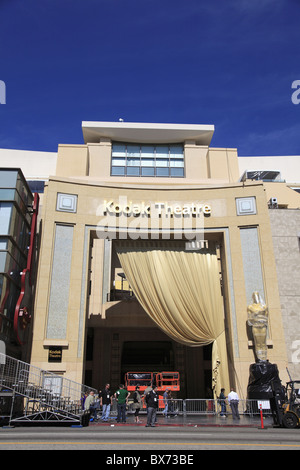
[247,292,269,362]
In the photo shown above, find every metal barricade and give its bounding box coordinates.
[184,399,217,415]
[183,398,273,417]
[125,397,273,417]
[158,398,183,414]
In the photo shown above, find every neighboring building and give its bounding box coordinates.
[0,121,299,398]
[0,169,38,362]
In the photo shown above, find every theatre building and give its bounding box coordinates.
[3,122,299,399]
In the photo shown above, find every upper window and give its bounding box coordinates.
[111,143,184,177]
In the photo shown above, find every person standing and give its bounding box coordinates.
[228,388,240,420]
[84,391,96,421]
[115,384,129,423]
[145,385,159,427]
[162,388,169,417]
[132,385,142,423]
[219,388,227,417]
[100,383,113,421]
[167,390,177,417]
[81,392,88,410]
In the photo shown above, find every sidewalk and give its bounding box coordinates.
[90,412,274,428]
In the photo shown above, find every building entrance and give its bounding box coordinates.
[85,233,227,398]
[85,325,212,398]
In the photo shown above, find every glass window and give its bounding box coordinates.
[127,157,140,167]
[112,157,126,166]
[156,167,169,177]
[170,145,183,158]
[141,158,155,167]
[156,146,169,158]
[141,167,155,176]
[170,158,184,168]
[111,143,184,178]
[0,189,15,200]
[127,167,140,176]
[141,146,155,167]
[170,167,184,177]
[0,238,8,250]
[141,145,155,159]
[112,144,126,156]
[111,166,125,176]
[0,170,18,188]
[0,203,12,235]
[156,158,169,167]
[127,145,140,157]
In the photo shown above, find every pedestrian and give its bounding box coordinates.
[162,388,169,417]
[100,383,113,421]
[145,385,159,427]
[115,384,129,423]
[93,392,101,420]
[219,388,227,417]
[132,385,142,423]
[84,391,97,421]
[228,388,240,420]
[167,390,177,417]
[81,392,88,410]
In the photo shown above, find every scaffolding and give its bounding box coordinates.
[0,353,96,426]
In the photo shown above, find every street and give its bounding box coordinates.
[0,424,299,452]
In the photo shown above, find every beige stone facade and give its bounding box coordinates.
[26,122,299,398]
[269,209,300,380]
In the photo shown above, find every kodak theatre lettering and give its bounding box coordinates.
[103,200,211,217]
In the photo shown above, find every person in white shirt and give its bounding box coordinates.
[228,388,240,420]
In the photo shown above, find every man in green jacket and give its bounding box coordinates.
[115,384,129,423]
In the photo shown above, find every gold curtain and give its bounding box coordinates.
[116,242,230,397]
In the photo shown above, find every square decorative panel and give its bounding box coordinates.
[56,193,78,213]
[236,197,256,216]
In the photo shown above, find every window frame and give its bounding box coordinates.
[111,143,185,178]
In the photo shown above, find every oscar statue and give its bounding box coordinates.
[246,292,282,400]
[247,291,268,362]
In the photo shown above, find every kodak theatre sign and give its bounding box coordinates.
[103,200,211,217]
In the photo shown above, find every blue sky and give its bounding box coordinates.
[0,0,300,156]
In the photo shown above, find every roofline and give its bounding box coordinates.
[82,121,215,146]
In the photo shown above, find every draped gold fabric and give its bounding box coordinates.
[116,243,230,397]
